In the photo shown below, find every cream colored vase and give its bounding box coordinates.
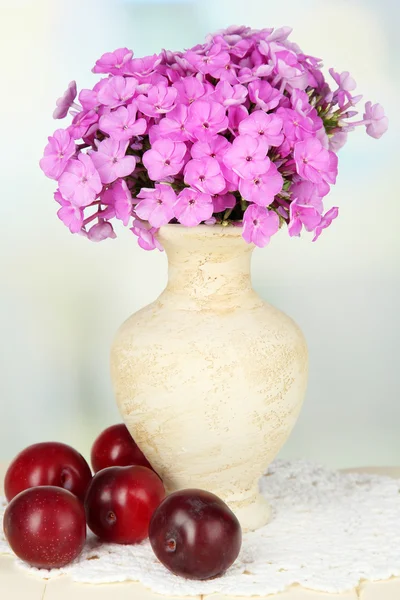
[111,225,308,531]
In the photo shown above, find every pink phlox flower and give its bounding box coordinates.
[329,68,356,108]
[186,100,229,141]
[288,198,322,237]
[227,105,248,136]
[291,89,321,127]
[142,139,187,180]
[97,76,138,108]
[329,131,348,152]
[67,109,99,140]
[363,102,389,139]
[184,157,226,195]
[211,81,247,107]
[174,188,214,226]
[55,190,83,233]
[191,135,230,161]
[53,81,78,119]
[238,161,283,206]
[124,54,162,79]
[269,43,309,90]
[174,76,207,105]
[290,180,324,213]
[92,48,133,75]
[58,154,102,207]
[223,134,269,180]
[191,136,235,188]
[101,179,133,226]
[135,183,176,227]
[185,43,230,78]
[242,205,280,247]
[277,107,315,142]
[130,219,163,251]
[78,79,109,111]
[87,220,117,241]
[212,192,236,213]
[40,129,76,180]
[157,104,191,141]
[136,82,177,117]
[99,103,147,141]
[248,80,282,111]
[238,111,284,147]
[312,206,339,241]
[294,138,338,185]
[227,38,254,59]
[90,138,136,184]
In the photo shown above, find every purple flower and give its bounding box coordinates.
[53,81,77,119]
[130,219,163,251]
[329,131,348,152]
[157,105,190,141]
[212,192,236,213]
[67,109,99,140]
[329,69,356,108]
[136,83,177,117]
[55,191,83,233]
[248,81,281,111]
[92,48,134,75]
[185,44,230,78]
[97,76,138,108]
[99,104,147,141]
[87,220,117,241]
[135,184,176,227]
[191,135,230,161]
[186,100,229,141]
[227,105,248,136]
[211,81,247,107]
[142,139,186,181]
[174,188,214,226]
[312,207,339,241]
[223,135,269,180]
[239,161,283,206]
[184,157,225,195]
[174,76,207,105]
[40,129,76,180]
[288,199,322,236]
[238,112,284,147]
[277,108,315,142]
[91,139,136,184]
[101,179,133,226]
[294,138,337,184]
[290,180,324,213]
[58,154,102,207]
[363,102,389,139]
[242,205,280,247]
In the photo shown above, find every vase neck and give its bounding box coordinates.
[157,226,258,310]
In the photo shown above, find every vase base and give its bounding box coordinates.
[231,492,271,532]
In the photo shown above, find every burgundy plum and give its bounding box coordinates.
[149,489,242,580]
[85,465,165,544]
[91,423,153,473]
[4,442,92,502]
[3,486,86,568]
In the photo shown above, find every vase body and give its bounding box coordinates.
[111,225,308,531]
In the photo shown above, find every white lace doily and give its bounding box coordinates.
[1,460,400,597]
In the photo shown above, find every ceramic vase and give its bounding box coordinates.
[111,225,308,531]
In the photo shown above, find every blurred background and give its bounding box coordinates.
[0,0,398,467]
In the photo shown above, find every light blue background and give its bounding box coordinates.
[0,0,398,467]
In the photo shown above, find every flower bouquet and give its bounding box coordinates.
[40,25,387,249]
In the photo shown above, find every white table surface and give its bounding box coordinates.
[1,464,400,600]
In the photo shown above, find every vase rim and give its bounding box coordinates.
[158,223,245,239]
